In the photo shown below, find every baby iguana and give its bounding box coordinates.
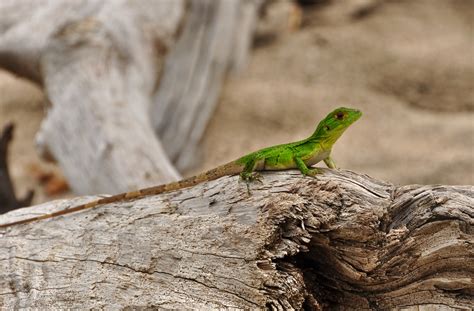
[0,107,361,228]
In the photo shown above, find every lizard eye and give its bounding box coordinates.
[335,112,345,120]
[325,125,330,131]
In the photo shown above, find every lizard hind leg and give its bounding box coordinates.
[324,155,337,169]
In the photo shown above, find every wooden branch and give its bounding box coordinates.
[0,170,472,309]
[0,0,185,194]
[151,0,262,171]
[0,123,34,213]
[0,0,262,194]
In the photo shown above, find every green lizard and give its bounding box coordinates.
[0,107,361,228]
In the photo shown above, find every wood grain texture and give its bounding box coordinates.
[0,170,472,309]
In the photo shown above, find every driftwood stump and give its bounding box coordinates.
[0,170,472,309]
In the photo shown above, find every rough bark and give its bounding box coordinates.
[0,0,261,194]
[0,170,472,310]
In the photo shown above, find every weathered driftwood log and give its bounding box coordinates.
[0,170,472,310]
[0,0,261,195]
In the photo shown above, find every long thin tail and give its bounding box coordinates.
[0,161,243,228]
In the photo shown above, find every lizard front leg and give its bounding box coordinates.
[239,156,263,193]
[324,155,337,169]
[240,157,259,181]
[295,157,321,177]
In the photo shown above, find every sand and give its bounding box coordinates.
[200,0,473,185]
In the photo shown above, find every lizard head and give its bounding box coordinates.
[312,107,362,146]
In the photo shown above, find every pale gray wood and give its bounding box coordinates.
[0,0,185,195]
[0,0,261,195]
[0,170,472,309]
[151,0,262,171]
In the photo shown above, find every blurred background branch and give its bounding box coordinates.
[0,0,262,195]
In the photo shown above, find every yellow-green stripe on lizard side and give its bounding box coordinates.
[0,107,361,228]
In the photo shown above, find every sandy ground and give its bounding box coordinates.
[200,0,474,185]
[0,0,472,205]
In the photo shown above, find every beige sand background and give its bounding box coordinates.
[0,0,472,204]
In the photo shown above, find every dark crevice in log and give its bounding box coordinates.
[265,177,473,310]
[0,123,34,213]
[284,249,360,310]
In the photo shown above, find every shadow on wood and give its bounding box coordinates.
[0,123,34,213]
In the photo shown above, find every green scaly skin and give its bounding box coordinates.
[0,107,361,228]
[237,106,361,180]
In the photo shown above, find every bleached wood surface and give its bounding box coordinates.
[0,170,472,309]
[0,0,261,194]
[0,0,184,194]
[152,0,262,171]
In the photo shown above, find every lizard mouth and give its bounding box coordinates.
[348,109,362,123]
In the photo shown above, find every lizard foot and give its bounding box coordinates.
[304,168,322,178]
[240,172,263,194]
[240,172,263,183]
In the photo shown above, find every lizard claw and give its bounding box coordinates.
[240,172,263,183]
[240,172,263,194]
[305,168,321,178]
[250,172,263,184]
